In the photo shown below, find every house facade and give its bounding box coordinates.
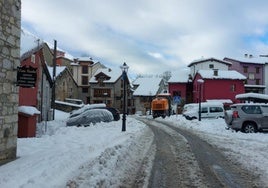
[193,70,246,104]
[185,57,245,105]
[47,66,79,101]
[89,68,135,114]
[188,57,231,78]
[133,76,165,115]
[71,57,106,103]
[224,56,266,94]
[168,68,192,105]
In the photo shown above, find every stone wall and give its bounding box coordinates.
[0,0,21,163]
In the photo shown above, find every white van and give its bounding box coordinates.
[183,102,224,120]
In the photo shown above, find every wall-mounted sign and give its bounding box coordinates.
[17,65,37,87]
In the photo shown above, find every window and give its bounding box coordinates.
[210,107,223,113]
[93,89,111,97]
[248,73,255,80]
[82,65,88,74]
[261,106,268,113]
[82,76,88,85]
[243,66,248,73]
[230,84,236,92]
[82,87,88,93]
[209,64,214,69]
[256,79,260,85]
[242,106,261,114]
[31,54,35,63]
[121,79,123,88]
[201,107,208,113]
[256,67,260,74]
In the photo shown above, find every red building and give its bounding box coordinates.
[193,69,246,105]
[19,43,53,137]
[168,69,193,104]
[19,43,53,115]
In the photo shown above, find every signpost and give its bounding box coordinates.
[173,96,181,115]
[17,65,37,88]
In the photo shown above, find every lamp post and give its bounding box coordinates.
[197,79,204,121]
[120,62,129,132]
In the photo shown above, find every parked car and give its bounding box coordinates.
[66,108,113,127]
[183,102,224,120]
[224,103,268,133]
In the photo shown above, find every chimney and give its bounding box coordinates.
[213,69,218,76]
[244,54,248,58]
[249,54,253,58]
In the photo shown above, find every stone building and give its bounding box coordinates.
[47,66,79,101]
[89,68,135,114]
[0,0,21,163]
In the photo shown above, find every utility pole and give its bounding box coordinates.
[52,40,57,120]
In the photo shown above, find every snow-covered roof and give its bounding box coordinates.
[188,57,232,67]
[47,66,67,78]
[206,99,233,104]
[21,28,74,60]
[20,29,43,56]
[168,68,191,83]
[245,84,266,88]
[236,93,268,100]
[46,42,74,60]
[89,68,122,83]
[18,106,40,116]
[198,70,246,80]
[224,56,266,65]
[133,77,162,96]
[76,57,97,62]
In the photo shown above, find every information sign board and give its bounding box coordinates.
[17,66,37,87]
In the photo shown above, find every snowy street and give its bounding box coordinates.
[0,110,268,187]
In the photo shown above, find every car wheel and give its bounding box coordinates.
[242,123,257,133]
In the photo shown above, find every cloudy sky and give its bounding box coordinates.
[21,0,268,75]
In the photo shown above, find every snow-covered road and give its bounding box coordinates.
[0,110,268,187]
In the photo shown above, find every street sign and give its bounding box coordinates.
[17,65,37,88]
[173,96,181,104]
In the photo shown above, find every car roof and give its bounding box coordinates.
[231,103,268,107]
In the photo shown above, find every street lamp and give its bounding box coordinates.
[120,62,129,132]
[197,79,204,121]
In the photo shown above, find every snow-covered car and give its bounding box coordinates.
[224,103,268,133]
[69,103,106,118]
[94,107,120,121]
[66,108,113,127]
